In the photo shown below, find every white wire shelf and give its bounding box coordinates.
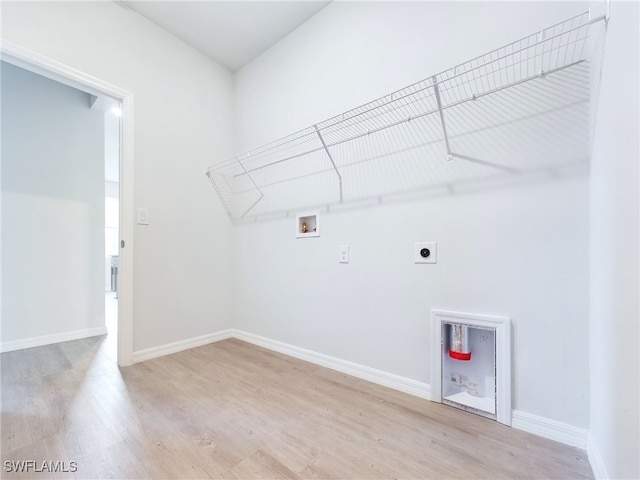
[207,11,607,223]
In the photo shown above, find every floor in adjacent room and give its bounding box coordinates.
[1,336,593,479]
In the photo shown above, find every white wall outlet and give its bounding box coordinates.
[339,245,350,264]
[137,208,149,225]
[414,242,437,263]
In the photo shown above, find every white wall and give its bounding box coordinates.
[1,62,105,342]
[234,1,592,428]
[1,1,235,351]
[589,1,640,478]
[6,6,636,469]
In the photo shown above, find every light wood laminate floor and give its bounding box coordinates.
[1,336,593,479]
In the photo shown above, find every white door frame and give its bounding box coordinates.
[1,40,135,366]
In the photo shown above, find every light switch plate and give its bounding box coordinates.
[137,208,149,225]
[414,242,437,264]
[339,245,350,264]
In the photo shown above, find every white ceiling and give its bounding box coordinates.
[123,1,330,72]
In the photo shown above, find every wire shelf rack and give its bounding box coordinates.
[207,11,607,223]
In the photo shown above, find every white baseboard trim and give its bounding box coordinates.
[126,328,591,455]
[231,329,432,400]
[511,410,588,449]
[0,326,108,353]
[233,331,590,451]
[587,433,608,479]
[132,329,234,363]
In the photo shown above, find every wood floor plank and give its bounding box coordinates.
[1,336,593,479]
[222,449,300,480]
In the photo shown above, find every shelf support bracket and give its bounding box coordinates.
[432,76,454,161]
[238,157,265,218]
[314,125,344,203]
[205,169,233,219]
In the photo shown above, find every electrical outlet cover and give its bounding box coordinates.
[137,208,149,225]
[414,242,437,264]
[338,245,350,264]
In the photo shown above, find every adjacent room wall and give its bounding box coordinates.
[1,1,235,352]
[589,1,640,478]
[233,1,592,429]
[1,61,105,344]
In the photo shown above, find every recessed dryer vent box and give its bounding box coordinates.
[432,310,512,426]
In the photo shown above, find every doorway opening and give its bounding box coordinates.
[1,41,134,365]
